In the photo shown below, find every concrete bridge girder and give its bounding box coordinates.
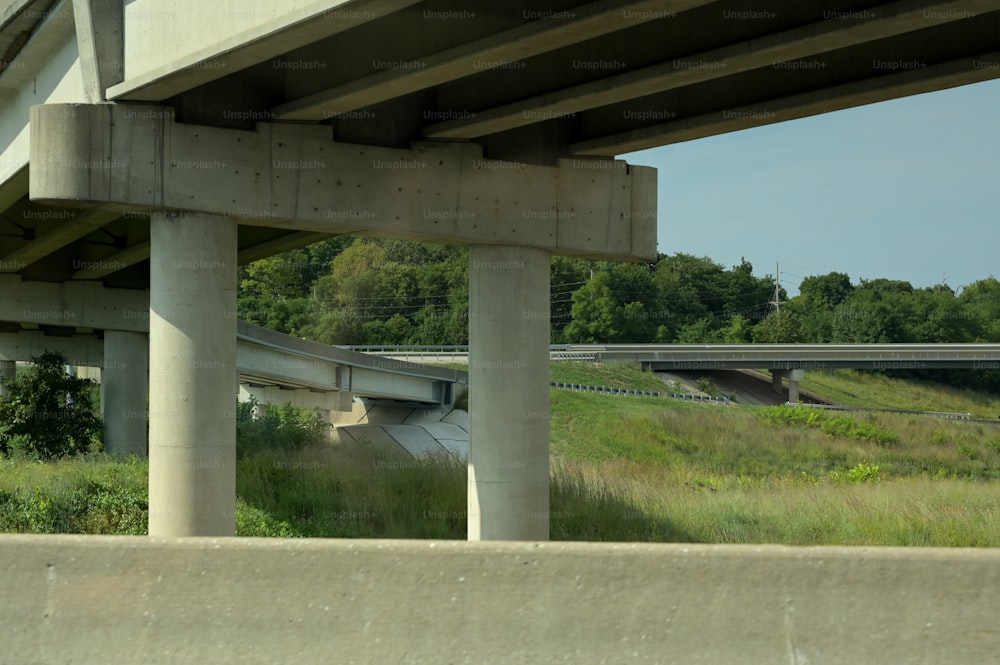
[27,101,654,538]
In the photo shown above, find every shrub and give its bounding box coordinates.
[0,352,102,459]
[928,431,950,446]
[758,406,898,446]
[846,462,881,483]
[235,501,301,537]
[236,396,330,458]
[696,377,719,397]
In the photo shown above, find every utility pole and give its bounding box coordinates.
[769,262,784,313]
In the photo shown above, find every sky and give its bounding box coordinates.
[622,78,1000,297]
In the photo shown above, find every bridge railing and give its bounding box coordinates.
[348,345,595,362]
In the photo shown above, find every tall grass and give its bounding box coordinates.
[3,363,999,545]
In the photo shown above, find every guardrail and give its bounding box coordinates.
[349,345,595,362]
[551,381,730,404]
[785,401,972,420]
[568,343,1000,370]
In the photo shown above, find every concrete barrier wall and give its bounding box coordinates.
[2,536,998,664]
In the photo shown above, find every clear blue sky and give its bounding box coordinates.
[623,79,1000,297]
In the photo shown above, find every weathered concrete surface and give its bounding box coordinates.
[147,212,237,537]
[330,403,470,459]
[468,245,550,541]
[28,103,656,262]
[1,536,998,664]
[101,330,148,456]
[113,0,402,99]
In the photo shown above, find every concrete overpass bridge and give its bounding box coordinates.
[2,1,999,661]
[355,342,1000,369]
[572,342,1000,370]
[574,342,1000,399]
[0,318,466,448]
[358,341,1000,400]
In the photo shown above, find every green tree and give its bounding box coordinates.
[563,272,622,343]
[905,286,977,343]
[239,238,346,301]
[676,318,721,343]
[0,352,102,459]
[798,272,854,310]
[752,310,802,343]
[551,256,591,338]
[653,254,719,327]
[302,310,365,346]
[313,240,388,317]
[723,258,774,319]
[959,277,1000,342]
[620,301,657,342]
[829,297,902,343]
[721,314,754,343]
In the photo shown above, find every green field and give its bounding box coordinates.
[2,362,999,545]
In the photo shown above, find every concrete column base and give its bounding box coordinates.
[468,245,550,541]
[148,212,237,537]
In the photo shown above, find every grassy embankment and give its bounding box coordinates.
[799,368,1000,418]
[2,363,999,545]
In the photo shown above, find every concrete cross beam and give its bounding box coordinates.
[29,103,656,262]
[0,274,149,332]
[0,330,103,365]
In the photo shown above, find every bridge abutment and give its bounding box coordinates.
[148,212,237,537]
[468,245,551,541]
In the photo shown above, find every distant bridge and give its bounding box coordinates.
[350,343,1000,370]
[566,343,1000,370]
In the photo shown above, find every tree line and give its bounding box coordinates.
[238,236,1000,389]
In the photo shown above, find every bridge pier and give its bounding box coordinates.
[101,331,148,456]
[468,245,550,541]
[789,369,804,402]
[148,212,237,537]
[771,369,784,395]
[0,359,14,398]
[28,102,652,540]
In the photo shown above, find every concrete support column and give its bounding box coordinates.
[788,369,804,403]
[102,331,149,456]
[149,212,237,537]
[771,369,785,396]
[468,245,550,541]
[0,360,15,398]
